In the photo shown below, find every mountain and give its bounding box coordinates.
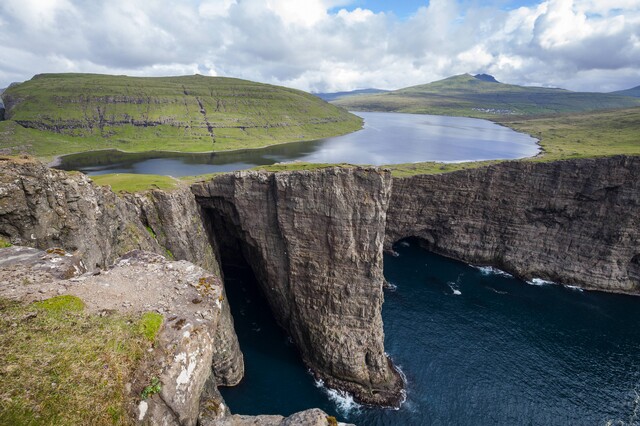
[473,73,500,83]
[0,73,362,158]
[314,88,389,102]
[612,85,640,98]
[333,73,640,117]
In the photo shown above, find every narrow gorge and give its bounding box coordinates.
[1,154,638,423]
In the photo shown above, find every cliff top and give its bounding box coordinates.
[0,73,362,160]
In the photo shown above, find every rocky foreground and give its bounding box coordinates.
[0,155,638,424]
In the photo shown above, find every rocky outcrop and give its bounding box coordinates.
[386,156,640,293]
[202,408,353,426]
[0,158,245,422]
[0,247,239,426]
[0,158,217,272]
[192,167,405,407]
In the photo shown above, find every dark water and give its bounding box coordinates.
[220,240,640,425]
[55,112,539,176]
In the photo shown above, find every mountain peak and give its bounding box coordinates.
[474,74,500,83]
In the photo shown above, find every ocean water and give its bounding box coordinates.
[220,240,640,425]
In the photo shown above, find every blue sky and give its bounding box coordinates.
[0,0,639,92]
[331,0,543,18]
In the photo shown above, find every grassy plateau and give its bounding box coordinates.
[0,73,362,160]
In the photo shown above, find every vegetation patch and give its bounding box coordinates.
[0,296,156,425]
[140,377,162,400]
[0,235,11,248]
[91,173,180,193]
[138,312,163,342]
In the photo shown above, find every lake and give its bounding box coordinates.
[220,240,640,425]
[55,112,539,176]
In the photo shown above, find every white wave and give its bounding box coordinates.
[527,278,556,286]
[447,273,464,295]
[488,287,508,295]
[564,285,584,292]
[313,378,362,416]
[473,265,513,278]
[447,281,461,295]
[385,281,398,291]
[398,241,410,247]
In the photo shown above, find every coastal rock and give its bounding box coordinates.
[386,156,640,293]
[0,157,217,272]
[202,408,353,426]
[0,247,239,426]
[192,167,405,407]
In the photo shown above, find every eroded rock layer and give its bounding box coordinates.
[386,156,640,293]
[0,158,216,272]
[192,167,405,406]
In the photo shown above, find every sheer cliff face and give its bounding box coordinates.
[192,168,405,406]
[386,156,640,293]
[0,159,216,272]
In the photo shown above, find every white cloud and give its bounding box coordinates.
[0,0,639,92]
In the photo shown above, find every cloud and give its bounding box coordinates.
[0,0,638,92]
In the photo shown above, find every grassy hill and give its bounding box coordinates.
[334,74,640,117]
[612,85,640,98]
[0,73,362,159]
[314,88,389,102]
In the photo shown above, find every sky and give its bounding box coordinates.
[0,0,639,93]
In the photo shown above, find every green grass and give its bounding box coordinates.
[91,173,180,193]
[138,312,163,342]
[0,73,362,160]
[334,74,640,118]
[0,235,11,248]
[0,296,158,425]
[497,108,640,161]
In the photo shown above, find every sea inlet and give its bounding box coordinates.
[221,239,640,425]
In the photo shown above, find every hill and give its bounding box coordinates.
[612,85,640,98]
[333,74,640,117]
[314,88,389,102]
[0,73,362,159]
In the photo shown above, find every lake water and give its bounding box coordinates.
[55,112,539,176]
[220,240,640,425]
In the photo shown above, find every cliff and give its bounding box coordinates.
[192,168,405,407]
[0,158,245,424]
[386,156,640,293]
[0,157,217,272]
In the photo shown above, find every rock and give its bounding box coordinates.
[0,247,243,426]
[201,408,352,426]
[386,156,640,293]
[0,158,217,273]
[193,167,405,407]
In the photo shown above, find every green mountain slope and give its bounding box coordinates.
[334,74,640,117]
[612,85,640,98]
[0,73,361,158]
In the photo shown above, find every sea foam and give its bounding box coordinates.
[473,265,513,278]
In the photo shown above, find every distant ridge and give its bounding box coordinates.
[314,88,389,102]
[612,85,640,98]
[334,73,640,117]
[474,74,500,83]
